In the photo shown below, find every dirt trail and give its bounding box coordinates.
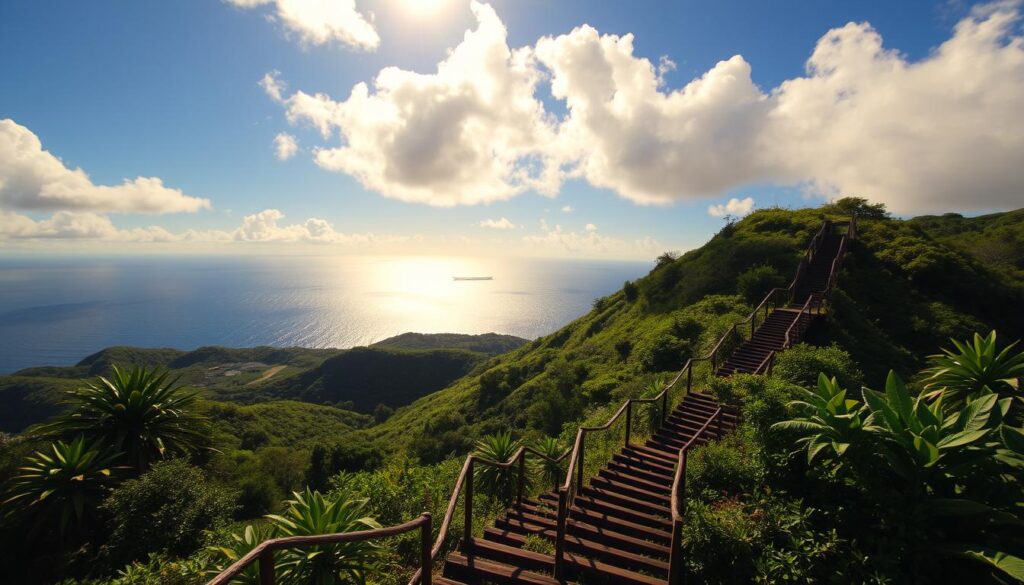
[245,365,286,387]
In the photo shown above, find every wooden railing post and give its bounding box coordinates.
[554,489,567,580]
[576,437,586,488]
[516,452,525,507]
[624,401,633,447]
[258,549,275,585]
[464,458,474,556]
[662,387,669,422]
[686,365,693,393]
[421,514,433,585]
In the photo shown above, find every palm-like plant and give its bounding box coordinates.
[42,365,208,472]
[268,488,383,585]
[771,373,867,471]
[2,436,124,541]
[923,330,1024,411]
[473,432,526,503]
[531,436,566,491]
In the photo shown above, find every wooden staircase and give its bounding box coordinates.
[717,221,852,377]
[439,393,739,585]
[436,218,856,585]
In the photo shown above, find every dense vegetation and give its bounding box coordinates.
[2,199,1023,583]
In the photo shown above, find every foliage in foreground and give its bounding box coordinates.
[774,334,1024,583]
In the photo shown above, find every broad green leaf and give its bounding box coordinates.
[937,429,989,450]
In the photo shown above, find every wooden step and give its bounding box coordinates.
[444,552,558,585]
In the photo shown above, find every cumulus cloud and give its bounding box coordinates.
[708,197,755,218]
[561,205,573,213]
[763,4,1024,213]
[225,0,379,50]
[480,217,515,229]
[274,132,299,160]
[263,1,561,206]
[264,2,1024,214]
[584,223,597,231]
[0,119,210,214]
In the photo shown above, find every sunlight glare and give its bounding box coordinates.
[399,0,448,16]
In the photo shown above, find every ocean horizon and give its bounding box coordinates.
[0,255,649,374]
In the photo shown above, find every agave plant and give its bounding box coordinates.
[531,436,566,491]
[42,364,208,472]
[2,436,124,541]
[771,373,867,471]
[473,432,526,503]
[268,488,383,585]
[923,330,1024,412]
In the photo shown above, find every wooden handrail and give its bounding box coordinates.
[667,407,724,585]
[409,444,570,585]
[208,514,433,585]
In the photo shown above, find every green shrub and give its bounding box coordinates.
[737,264,786,304]
[235,473,280,518]
[684,498,760,583]
[772,343,864,391]
[614,339,633,361]
[641,333,690,372]
[99,459,237,569]
[685,433,763,501]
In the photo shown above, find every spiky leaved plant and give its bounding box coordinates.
[268,488,383,585]
[2,436,124,542]
[42,364,208,472]
[531,436,566,491]
[923,330,1024,413]
[473,432,527,504]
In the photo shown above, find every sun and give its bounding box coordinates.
[399,0,449,16]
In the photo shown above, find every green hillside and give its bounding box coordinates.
[0,333,527,433]
[364,201,1024,461]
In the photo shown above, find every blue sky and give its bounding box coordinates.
[1,0,1021,259]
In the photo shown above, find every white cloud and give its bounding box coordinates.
[264,1,561,206]
[0,119,210,214]
[708,197,755,218]
[763,4,1024,213]
[273,132,299,160]
[262,2,1024,214]
[522,224,660,258]
[0,208,397,246]
[584,222,597,231]
[479,217,515,229]
[561,205,573,213]
[225,0,379,50]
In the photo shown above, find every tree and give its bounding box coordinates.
[623,280,639,302]
[821,196,889,219]
[42,365,208,472]
[2,436,124,542]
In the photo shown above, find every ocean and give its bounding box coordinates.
[0,255,649,374]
